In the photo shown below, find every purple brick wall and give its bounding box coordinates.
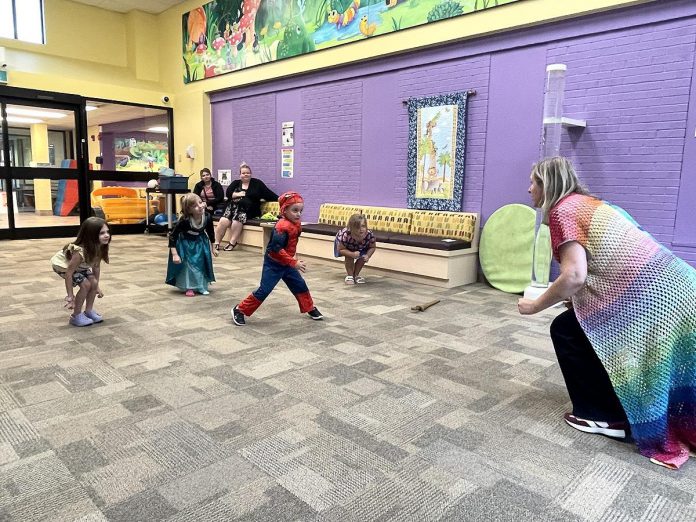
[549,18,696,252]
[212,94,277,188]
[211,0,696,265]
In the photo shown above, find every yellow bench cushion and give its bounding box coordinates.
[260,201,280,215]
[318,204,363,227]
[411,211,477,242]
[361,206,413,234]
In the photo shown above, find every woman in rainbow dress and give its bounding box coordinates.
[518,156,696,469]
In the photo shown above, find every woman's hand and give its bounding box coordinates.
[211,244,218,257]
[64,296,75,310]
[517,298,539,315]
[172,254,182,264]
[352,251,361,260]
[296,259,307,273]
[362,253,371,263]
[97,288,104,298]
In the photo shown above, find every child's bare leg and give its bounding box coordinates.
[353,257,366,277]
[84,275,99,312]
[73,278,91,315]
[343,257,355,276]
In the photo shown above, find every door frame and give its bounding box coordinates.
[0,85,174,239]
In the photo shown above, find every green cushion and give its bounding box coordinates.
[479,204,551,294]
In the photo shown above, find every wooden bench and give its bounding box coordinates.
[224,202,479,288]
[217,201,281,248]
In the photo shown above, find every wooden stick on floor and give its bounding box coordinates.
[410,299,440,313]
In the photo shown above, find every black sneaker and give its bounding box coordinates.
[231,306,246,326]
[307,308,323,320]
[563,413,628,439]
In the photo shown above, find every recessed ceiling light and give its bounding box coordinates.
[86,105,97,111]
[147,127,169,133]
[5,116,44,124]
[6,107,67,119]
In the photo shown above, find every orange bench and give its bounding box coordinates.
[91,187,147,224]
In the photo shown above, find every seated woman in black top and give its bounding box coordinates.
[192,168,225,214]
[213,162,279,251]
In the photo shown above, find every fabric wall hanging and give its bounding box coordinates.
[405,91,470,211]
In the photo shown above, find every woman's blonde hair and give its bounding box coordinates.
[532,157,589,222]
[180,193,202,218]
[239,162,252,175]
[347,213,367,235]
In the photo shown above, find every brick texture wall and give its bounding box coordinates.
[211,5,696,266]
[220,93,277,187]
[550,19,696,256]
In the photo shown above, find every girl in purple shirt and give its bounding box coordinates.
[334,214,377,284]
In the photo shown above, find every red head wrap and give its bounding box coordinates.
[278,191,304,215]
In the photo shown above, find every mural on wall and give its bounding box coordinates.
[114,138,169,172]
[182,0,522,83]
[407,91,469,211]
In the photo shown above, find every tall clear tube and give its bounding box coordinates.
[526,64,567,297]
[541,64,567,158]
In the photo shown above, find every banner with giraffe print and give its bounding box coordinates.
[182,0,523,83]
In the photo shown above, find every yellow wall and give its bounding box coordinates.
[1,0,166,105]
[158,0,656,174]
[1,0,656,180]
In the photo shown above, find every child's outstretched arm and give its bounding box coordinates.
[169,219,184,264]
[92,264,104,297]
[170,247,181,264]
[337,243,361,260]
[205,215,218,257]
[63,252,83,309]
[267,228,297,267]
[361,234,377,262]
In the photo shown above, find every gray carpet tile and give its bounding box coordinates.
[1,234,695,521]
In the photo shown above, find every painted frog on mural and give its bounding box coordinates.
[277,17,316,59]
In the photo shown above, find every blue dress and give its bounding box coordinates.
[165,213,216,293]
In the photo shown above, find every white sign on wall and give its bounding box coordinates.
[282,121,294,147]
[218,169,232,187]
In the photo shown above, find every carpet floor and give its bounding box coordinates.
[0,234,694,521]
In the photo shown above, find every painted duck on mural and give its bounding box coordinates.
[327,0,360,28]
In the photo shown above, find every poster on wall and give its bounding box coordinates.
[281,148,294,178]
[182,0,523,83]
[406,91,469,211]
[218,169,232,186]
[114,138,169,172]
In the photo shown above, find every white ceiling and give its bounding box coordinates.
[4,102,168,131]
[68,0,187,14]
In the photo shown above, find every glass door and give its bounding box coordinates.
[0,86,174,239]
[0,93,86,239]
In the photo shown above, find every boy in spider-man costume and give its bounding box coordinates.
[231,191,323,326]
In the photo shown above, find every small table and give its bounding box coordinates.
[145,187,191,233]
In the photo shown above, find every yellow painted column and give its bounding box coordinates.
[30,123,53,215]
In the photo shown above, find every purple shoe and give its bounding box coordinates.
[69,313,94,327]
[84,310,103,323]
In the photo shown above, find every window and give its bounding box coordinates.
[0,0,44,44]
[85,101,171,174]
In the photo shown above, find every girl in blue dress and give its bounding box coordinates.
[166,193,217,296]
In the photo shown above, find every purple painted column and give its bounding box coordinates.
[360,73,401,206]
[673,50,696,253]
[482,46,546,220]
[275,90,303,198]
